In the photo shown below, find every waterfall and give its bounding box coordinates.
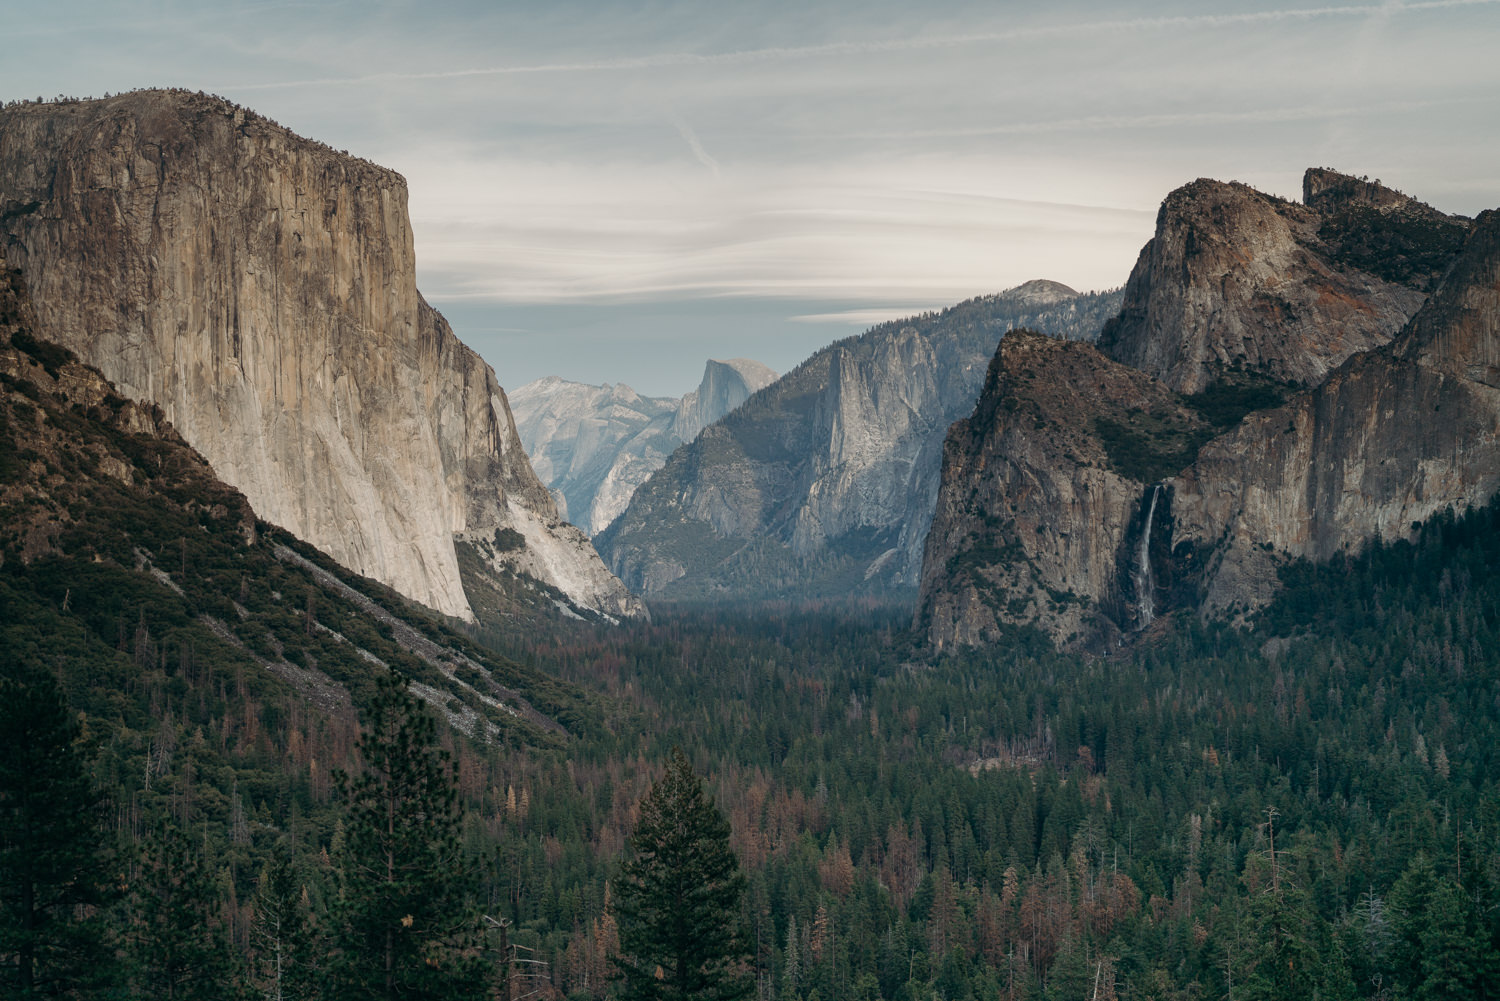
[1137,484,1162,627]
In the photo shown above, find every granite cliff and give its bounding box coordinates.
[916,331,1216,650]
[919,170,1482,650]
[0,91,641,623]
[510,357,776,536]
[596,282,1123,600]
[0,250,590,743]
[1170,206,1500,618]
[1097,171,1468,393]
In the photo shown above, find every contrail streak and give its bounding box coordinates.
[673,117,721,178]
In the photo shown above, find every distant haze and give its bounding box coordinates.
[5,0,1498,395]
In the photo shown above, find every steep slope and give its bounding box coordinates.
[1097,169,1468,393]
[510,358,776,536]
[1169,207,1500,617]
[0,91,640,623]
[0,252,594,746]
[596,282,1124,601]
[671,358,778,443]
[919,180,1496,651]
[916,332,1216,650]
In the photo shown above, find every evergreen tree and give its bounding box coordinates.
[327,671,488,1000]
[125,823,239,1001]
[251,846,317,1001]
[0,665,113,999]
[613,747,752,1001]
[1416,877,1489,1001]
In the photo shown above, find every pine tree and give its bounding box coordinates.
[783,914,801,1000]
[0,665,113,998]
[1416,877,1489,1001]
[327,671,488,1000]
[251,847,317,1001]
[125,823,238,1001]
[613,747,752,1001]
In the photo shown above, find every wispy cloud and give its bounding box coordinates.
[672,116,721,177]
[220,0,1500,92]
[791,307,951,325]
[837,97,1493,141]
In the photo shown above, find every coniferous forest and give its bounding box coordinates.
[5,470,1500,997]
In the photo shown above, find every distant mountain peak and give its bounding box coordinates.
[510,357,776,537]
[996,279,1080,307]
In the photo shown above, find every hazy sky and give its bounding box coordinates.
[6,0,1499,395]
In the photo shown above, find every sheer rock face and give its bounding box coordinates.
[596,284,1125,601]
[0,91,641,622]
[511,358,776,537]
[919,184,1499,650]
[916,332,1207,650]
[1170,208,1500,617]
[671,358,778,444]
[1096,170,1465,394]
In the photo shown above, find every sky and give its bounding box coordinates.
[5,0,1499,396]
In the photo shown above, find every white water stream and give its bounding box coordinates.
[1137,484,1162,626]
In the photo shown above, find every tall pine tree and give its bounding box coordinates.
[251,846,317,1001]
[613,747,751,1001]
[327,671,488,1000]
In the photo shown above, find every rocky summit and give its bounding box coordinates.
[596,283,1124,601]
[1097,170,1469,394]
[916,331,1214,651]
[1170,206,1500,619]
[919,169,1491,651]
[0,91,641,624]
[510,358,776,537]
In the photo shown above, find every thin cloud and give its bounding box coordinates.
[839,97,1485,141]
[221,0,1500,92]
[672,116,721,177]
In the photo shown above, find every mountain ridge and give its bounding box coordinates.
[596,283,1125,601]
[919,169,1491,650]
[511,357,777,537]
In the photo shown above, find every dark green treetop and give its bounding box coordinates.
[613,747,752,1001]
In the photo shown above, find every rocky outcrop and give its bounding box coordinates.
[596,283,1124,601]
[916,332,1217,650]
[671,358,778,443]
[1097,170,1467,394]
[1170,208,1500,617]
[510,358,776,536]
[919,173,1497,651]
[0,91,641,622]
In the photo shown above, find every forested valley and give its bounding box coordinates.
[6,487,1500,999]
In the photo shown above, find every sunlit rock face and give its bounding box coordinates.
[1097,170,1466,394]
[0,90,641,622]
